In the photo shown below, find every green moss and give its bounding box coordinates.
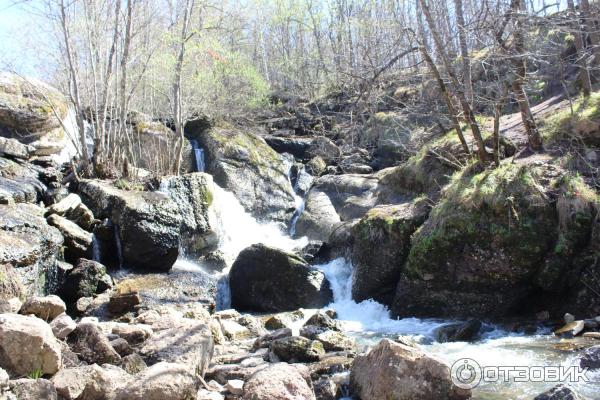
[540,91,600,143]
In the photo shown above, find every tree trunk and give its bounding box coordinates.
[568,0,592,97]
[454,0,474,105]
[579,0,600,65]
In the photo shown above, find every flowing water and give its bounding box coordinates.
[190,140,206,173]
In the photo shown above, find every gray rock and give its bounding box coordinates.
[115,362,199,400]
[51,364,131,400]
[0,314,62,377]
[60,258,111,303]
[107,292,141,315]
[197,127,297,224]
[434,320,482,343]
[0,298,20,314]
[314,330,355,352]
[0,264,24,302]
[0,137,32,159]
[294,189,340,241]
[307,136,341,164]
[67,323,121,365]
[9,378,57,400]
[20,295,66,321]
[251,328,293,351]
[580,345,600,370]
[534,384,581,400]
[270,336,325,362]
[243,363,315,400]
[50,313,76,339]
[120,353,147,375]
[350,339,470,400]
[304,311,341,331]
[230,244,332,312]
[78,180,181,272]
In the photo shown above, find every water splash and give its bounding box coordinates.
[190,140,206,172]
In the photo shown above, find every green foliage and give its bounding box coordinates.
[28,367,43,379]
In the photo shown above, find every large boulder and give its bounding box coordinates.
[0,157,48,204]
[264,135,314,160]
[350,339,470,400]
[307,136,341,164]
[0,72,76,160]
[47,214,93,263]
[230,244,333,312]
[293,189,340,241]
[351,200,429,304]
[78,180,181,271]
[391,163,600,319]
[60,258,111,303]
[0,313,62,377]
[115,362,199,400]
[160,173,217,255]
[9,378,58,400]
[0,203,63,294]
[67,322,121,365]
[197,127,297,223]
[0,137,32,159]
[140,318,213,376]
[243,363,315,400]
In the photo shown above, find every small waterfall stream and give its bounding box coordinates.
[190,140,206,172]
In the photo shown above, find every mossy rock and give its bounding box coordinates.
[391,162,599,319]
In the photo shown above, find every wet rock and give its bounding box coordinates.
[197,126,297,223]
[60,259,111,303]
[159,173,217,256]
[51,364,131,400]
[0,203,63,295]
[308,354,353,378]
[313,376,338,400]
[304,311,341,331]
[47,214,93,262]
[230,244,332,312]
[107,292,141,315]
[50,313,76,339]
[294,189,340,241]
[554,321,585,338]
[9,378,57,400]
[350,339,470,400]
[434,320,482,343]
[270,336,325,362]
[19,295,66,321]
[115,362,199,400]
[251,328,292,351]
[121,353,147,375]
[78,180,181,271]
[243,363,316,400]
[534,384,582,400]
[579,345,600,369]
[0,314,62,377]
[351,201,429,304]
[139,318,213,376]
[67,322,121,365]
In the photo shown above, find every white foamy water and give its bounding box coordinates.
[316,258,600,400]
[209,183,308,267]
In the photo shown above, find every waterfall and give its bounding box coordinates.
[289,197,305,237]
[92,234,101,263]
[113,224,124,269]
[190,140,205,172]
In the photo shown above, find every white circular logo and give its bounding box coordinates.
[451,358,482,389]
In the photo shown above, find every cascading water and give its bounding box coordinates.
[91,234,101,263]
[113,224,124,269]
[190,140,206,172]
[316,258,600,399]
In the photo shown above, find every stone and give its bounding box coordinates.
[0,137,32,159]
[0,367,7,390]
[350,339,470,400]
[237,314,267,337]
[0,297,22,313]
[264,312,303,330]
[294,189,340,241]
[579,345,600,369]
[251,328,293,351]
[0,264,24,302]
[219,319,252,341]
[121,353,147,375]
[304,311,341,331]
[270,336,325,362]
[19,295,66,321]
[51,364,131,400]
[0,203,63,295]
[112,324,151,345]
[225,379,244,396]
[307,136,341,164]
[47,214,93,262]
[160,173,217,256]
[67,323,121,365]
[61,258,111,303]
[0,314,61,377]
[115,362,199,400]
[243,363,315,400]
[433,320,482,343]
[564,313,576,324]
[9,378,57,400]
[534,384,582,400]
[49,313,76,339]
[110,338,133,357]
[45,193,82,218]
[78,180,181,271]
[554,321,585,338]
[351,201,429,304]
[313,377,338,400]
[306,156,326,176]
[230,244,332,312]
[314,330,355,352]
[140,318,213,376]
[583,332,600,340]
[108,292,141,315]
